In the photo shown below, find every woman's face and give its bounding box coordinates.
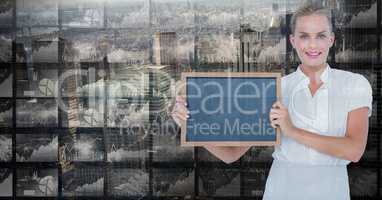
[290,14,334,70]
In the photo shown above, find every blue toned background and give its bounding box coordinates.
[186,77,277,142]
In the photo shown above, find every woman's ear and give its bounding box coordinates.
[329,33,335,48]
[289,34,295,48]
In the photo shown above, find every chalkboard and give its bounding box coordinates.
[180,72,281,146]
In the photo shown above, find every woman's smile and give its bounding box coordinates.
[305,50,322,59]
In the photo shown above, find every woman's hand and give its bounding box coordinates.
[269,101,296,136]
[171,96,189,126]
[171,96,250,164]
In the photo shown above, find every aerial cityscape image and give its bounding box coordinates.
[0,0,381,199]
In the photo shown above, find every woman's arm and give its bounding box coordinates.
[270,101,369,162]
[204,146,251,164]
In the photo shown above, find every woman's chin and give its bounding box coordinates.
[300,60,326,68]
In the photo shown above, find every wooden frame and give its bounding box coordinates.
[180,72,282,147]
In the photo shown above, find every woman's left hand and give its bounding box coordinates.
[269,101,296,137]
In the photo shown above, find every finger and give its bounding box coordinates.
[177,110,190,118]
[270,121,277,128]
[172,100,187,111]
[270,119,279,129]
[171,112,183,126]
[174,113,187,123]
[172,108,189,118]
[176,96,185,101]
[274,101,285,109]
[171,110,180,118]
[271,119,280,128]
[173,114,189,127]
[176,104,190,114]
[172,116,182,126]
[270,109,280,114]
[273,119,281,127]
[269,116,277,124]
[270,112,281,117]
[272,123,280,129]
[176,96,187,104]
[174,112,188,122]
[270,113,280,120]
[269,113,273,123]
[176,100,187,106]
[269,111,279,118]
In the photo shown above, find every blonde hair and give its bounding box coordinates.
[290,2,333,34]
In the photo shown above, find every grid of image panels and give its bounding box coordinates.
[0,0,381,199]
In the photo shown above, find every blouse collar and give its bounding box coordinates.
[295,64,331,86]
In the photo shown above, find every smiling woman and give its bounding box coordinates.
[171,2,373,200]
[264,3,372,200]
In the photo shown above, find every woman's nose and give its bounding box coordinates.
[307,38,318,48]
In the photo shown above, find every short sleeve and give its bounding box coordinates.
[347,74,373,117]
[280,76,289,107]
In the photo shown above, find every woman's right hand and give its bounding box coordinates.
[170,96,250,164]
[171,96,189,126]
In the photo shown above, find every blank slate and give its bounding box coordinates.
[180,72,281,146]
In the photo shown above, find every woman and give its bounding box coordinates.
[171,3,372,200]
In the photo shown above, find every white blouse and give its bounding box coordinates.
[263,65,373,200]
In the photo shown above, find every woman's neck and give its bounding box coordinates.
[299,63,327,83]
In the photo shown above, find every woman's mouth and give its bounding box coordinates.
[305,51,322,59]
